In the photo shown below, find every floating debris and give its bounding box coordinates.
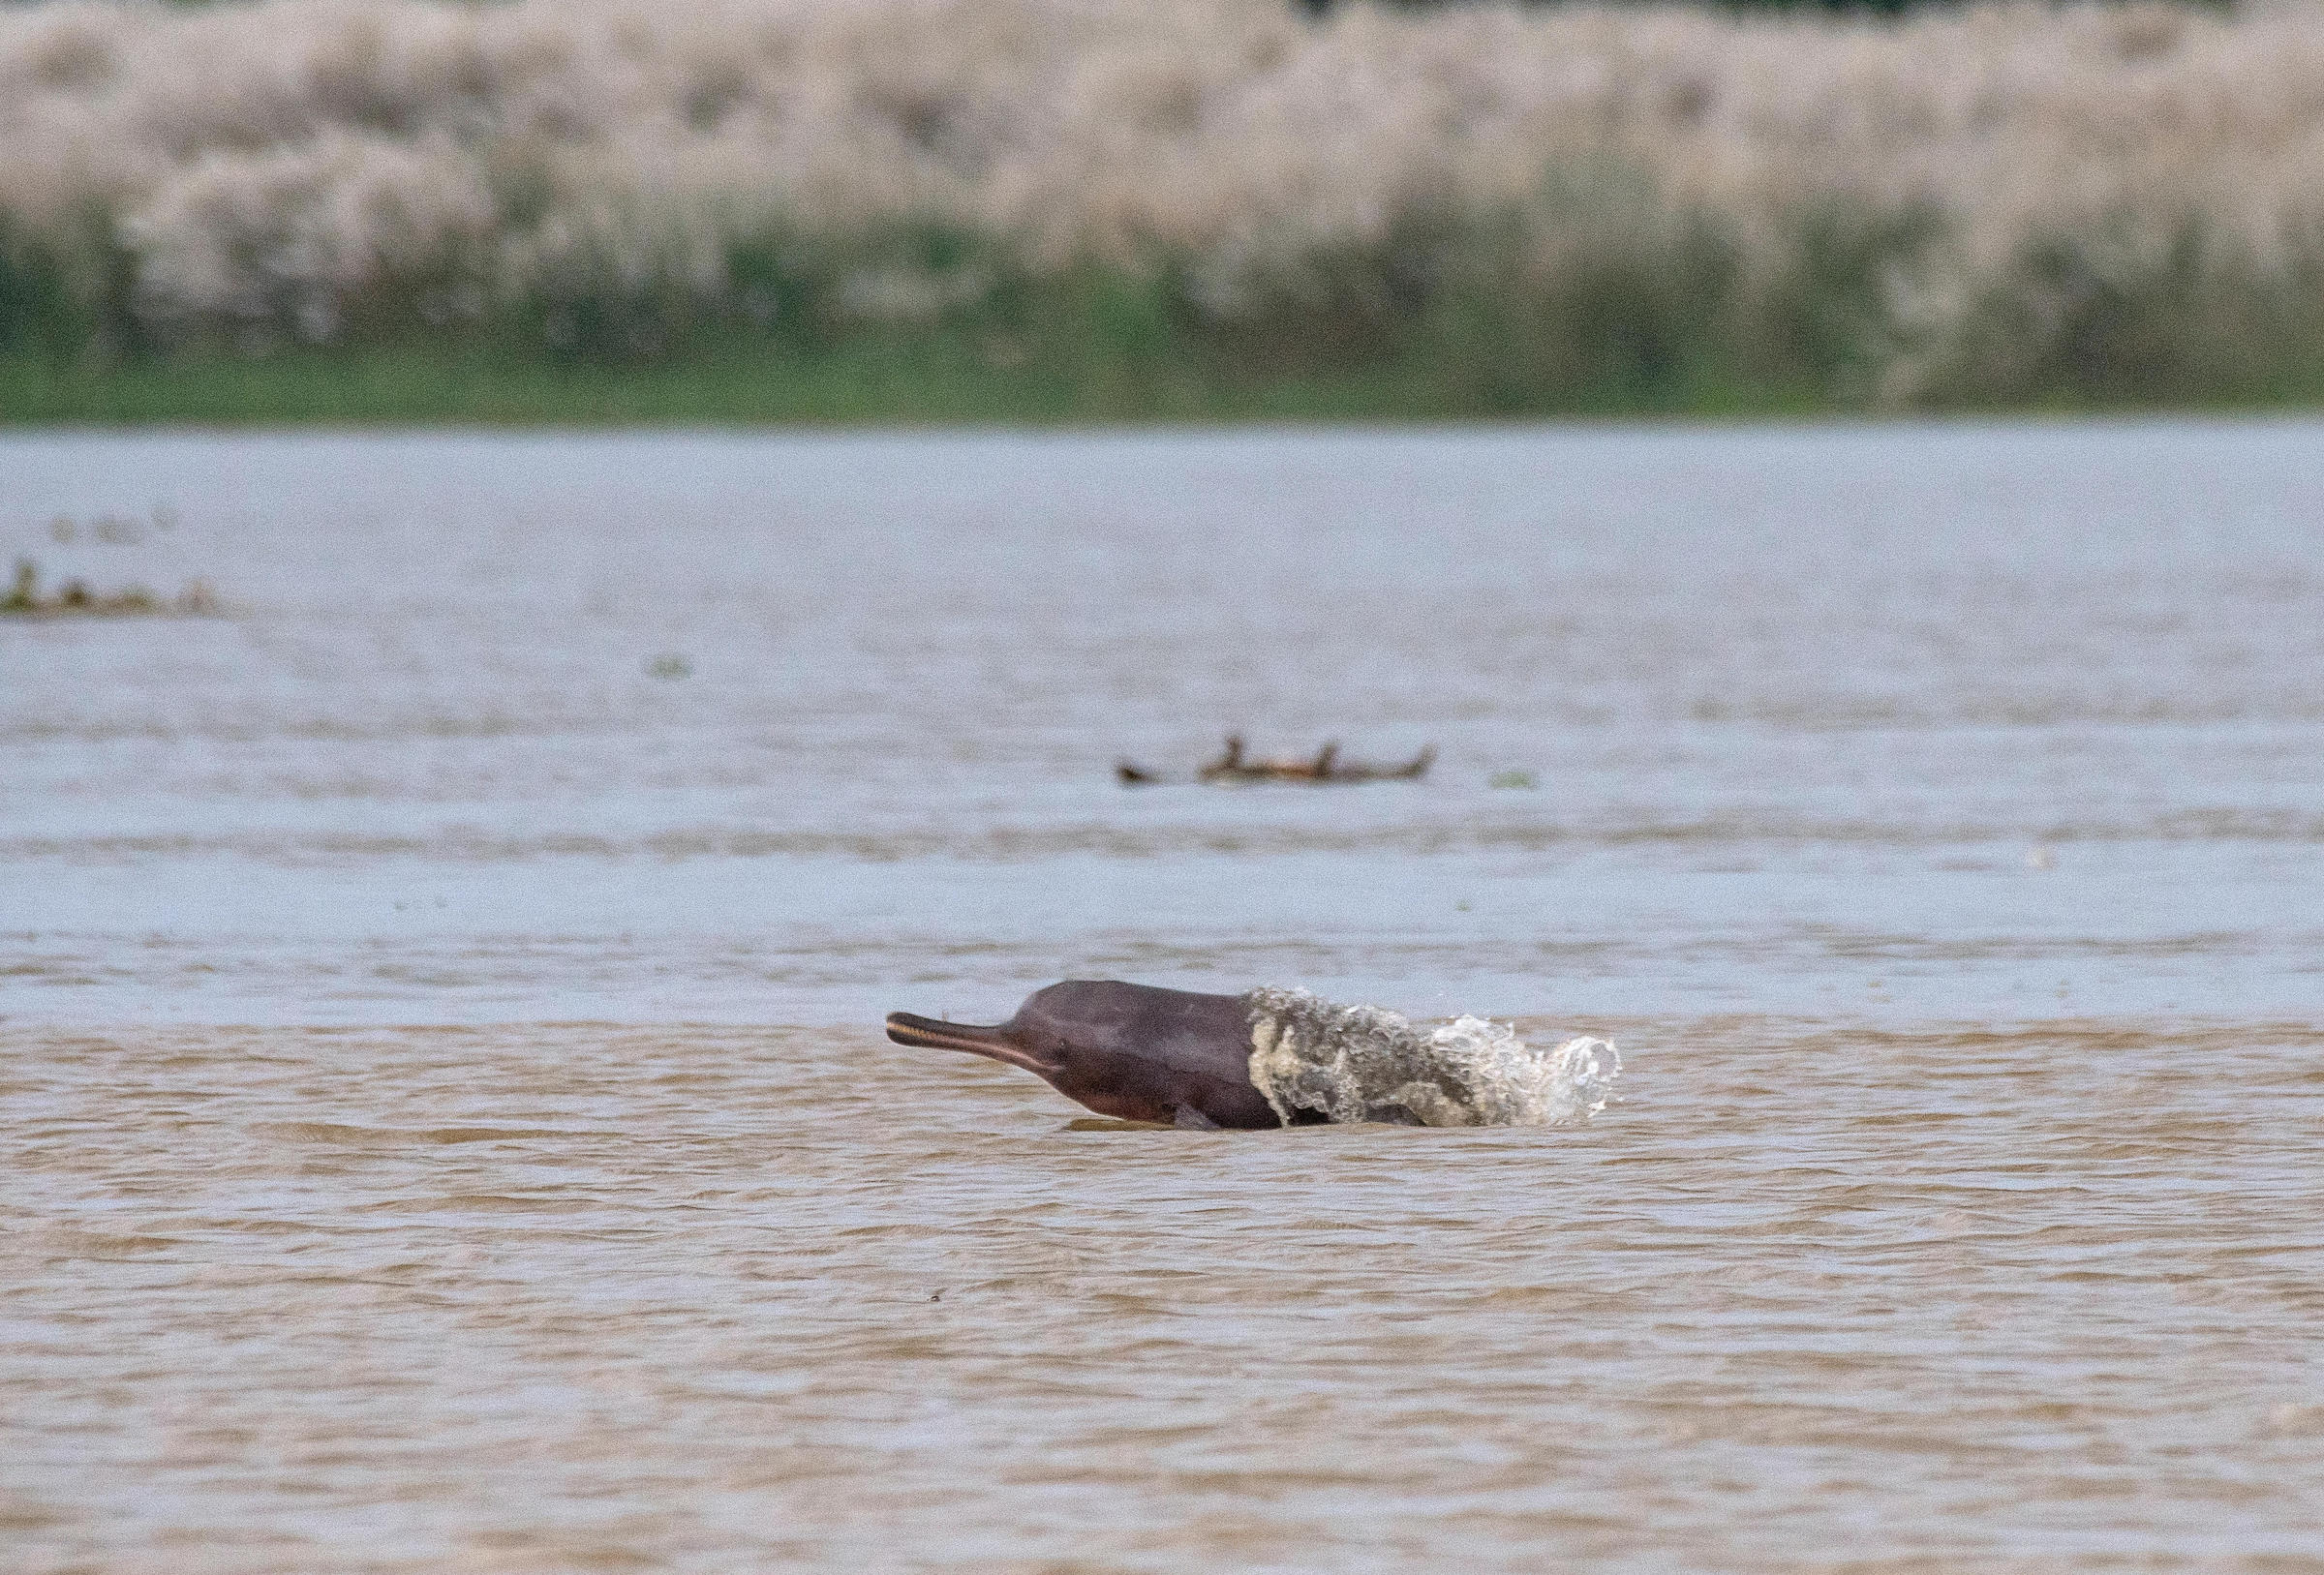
[1117,734,1435,786]
[645,652,693,679]
[1,558,220,620]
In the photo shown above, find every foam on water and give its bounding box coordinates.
[1242,986,1621,1129]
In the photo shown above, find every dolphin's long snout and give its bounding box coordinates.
[884,1012,1001,1051]
[884,1012,1049,1074]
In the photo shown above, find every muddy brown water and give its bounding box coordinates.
[5,425,2322,1569]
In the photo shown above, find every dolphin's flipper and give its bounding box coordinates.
[1173,1105,1222,1130]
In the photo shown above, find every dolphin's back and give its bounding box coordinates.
[1021,981,1278,1127]
[1024,981,1246,1068]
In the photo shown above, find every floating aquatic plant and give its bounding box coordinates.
[2,557,221,619]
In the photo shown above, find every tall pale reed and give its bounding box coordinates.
[6,0,2324,399]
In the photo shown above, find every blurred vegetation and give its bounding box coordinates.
[5,0,2308,422]
[1291,0,2127,13]
[7,195,2324,424]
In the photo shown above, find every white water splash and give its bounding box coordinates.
[1243,986,1621,1129]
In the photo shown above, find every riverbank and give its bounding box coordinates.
[2,340,1802,427]
[8,0,2324,421]
[8,330,2320,427]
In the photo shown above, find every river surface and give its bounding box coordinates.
[5,423,2322,1569]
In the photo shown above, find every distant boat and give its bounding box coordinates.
[1117,735,1434,786]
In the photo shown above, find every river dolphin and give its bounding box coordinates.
[885,980,1308,1129]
